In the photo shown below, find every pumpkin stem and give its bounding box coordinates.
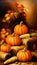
[23,47,27,51]
[12,33,15,36]
[5,32,9,36]
[20,21,23,25]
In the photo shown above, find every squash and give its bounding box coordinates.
[14,21,28,35]
[5,34,21,46]
[1,28,11,40]
[17,49,32,61]
[1,28,6,34]
[1,44,11,52]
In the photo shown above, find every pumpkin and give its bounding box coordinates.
[5,34,21,46]
[14,21,28,35]
[1,28,6,40]
[1,28,11,34]
[1,28,11,40]
[17,49,32,61]
[1,44,11,52]
[1,28,6,34]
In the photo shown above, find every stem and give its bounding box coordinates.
[22,47,27,51]
[12,33,15,36]
[20,21,23,25]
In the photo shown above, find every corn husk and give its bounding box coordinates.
[4,56,17,64]
[0,51,11,60]
[11,45,25,54]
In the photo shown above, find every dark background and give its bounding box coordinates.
[0,0,37,18]
[0,0,37,30]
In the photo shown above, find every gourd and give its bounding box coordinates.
[14,21,28,35]
[17,49,32,61]
[1,44,11,52]
[6,34,21,46]
[1,28,11,40]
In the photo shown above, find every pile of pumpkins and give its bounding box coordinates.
[0,1,37,62]
[0,21,33,62]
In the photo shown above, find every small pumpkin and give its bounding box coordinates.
[6,34,21,46]
[14,21,28,35]
[1,28,6,40]
[17,49,32,61]
[1,28,11,40]
[1,28,6,34]
[1,44,11,52]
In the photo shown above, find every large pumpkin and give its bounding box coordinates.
[17,49,32,61]
[14,22,28,35]
[6,34,21,46]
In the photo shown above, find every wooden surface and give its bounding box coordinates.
[0,61,37,65]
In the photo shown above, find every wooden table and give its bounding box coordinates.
[0,62,37,65]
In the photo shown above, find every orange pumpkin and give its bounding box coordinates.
[1,28,11,40]
[14,22,28,35]
[17,49,32,61]
[1,44,11,52]
[1,28,6,34]
[1,28,11,34]
[1,28,6,40]
[6,34,21,46]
